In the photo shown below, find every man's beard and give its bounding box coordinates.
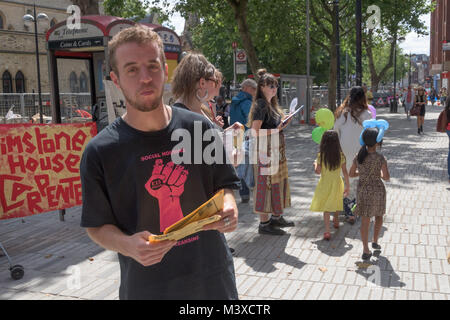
[122,85,164,112]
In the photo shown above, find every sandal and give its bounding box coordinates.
[362,251,372,260]
[372,243,381,250]
[323,232,331,240]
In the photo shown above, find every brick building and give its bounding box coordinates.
[0,0,90,94]
[430,0,450,90]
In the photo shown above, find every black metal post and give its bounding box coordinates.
[306,0,311,124]
[393,38,397,113]
[335,0,341,105]
[409,53,412,86]
[356,0,362,87]
[33,3,43,124]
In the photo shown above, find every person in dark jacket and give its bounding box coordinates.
[230,79,257,130]
[230,79,257,203]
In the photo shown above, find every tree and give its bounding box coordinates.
[103,0,171,22]
[71,0,100,15]
[309,0,355,110]
[362,0,433,92]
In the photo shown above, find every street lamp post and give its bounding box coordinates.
[23,3,48,124]
[334,0,341,106]
[392,36,406,113]
[355,0,362,86]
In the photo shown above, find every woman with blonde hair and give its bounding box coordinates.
[172,53,224,127]
[247,69,293,235]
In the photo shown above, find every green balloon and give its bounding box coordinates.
[312,127,326,144]
[315,108,335,130]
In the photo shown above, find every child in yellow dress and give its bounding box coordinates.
[310,130,350,240]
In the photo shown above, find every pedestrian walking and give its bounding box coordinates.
[310,130,350,240]
[80,26,240,300]
[429,86,438,106]
[439,87,447,107]
[415,87,427,134]
[437,97,450,183]
[230,79,257,203]
[216,96,230,129]
[403,85,415,120]
[334,86,372,224]
[247,69,294,235]
[349,127,390,260]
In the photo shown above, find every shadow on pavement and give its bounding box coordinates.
[232,234,306,274]
[354,251,405,289]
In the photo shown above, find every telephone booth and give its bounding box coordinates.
[45,15,182,131]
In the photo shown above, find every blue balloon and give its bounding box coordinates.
[359,119,389,146]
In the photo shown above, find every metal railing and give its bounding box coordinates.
[0,93,92,124]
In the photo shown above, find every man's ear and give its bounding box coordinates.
[110,71,120,89]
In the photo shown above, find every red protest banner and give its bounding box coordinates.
[0,122,96,220]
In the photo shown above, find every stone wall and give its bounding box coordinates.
[0,1,90,94]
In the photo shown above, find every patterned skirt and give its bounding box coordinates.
[253,132,291,215]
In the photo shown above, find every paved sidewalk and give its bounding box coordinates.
[0,105,449,300]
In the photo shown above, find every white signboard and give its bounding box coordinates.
[104,80,126,124]
[236,63,247,74]
[109,23,135,37]
[443,42,450,51]
[157,30,181,46]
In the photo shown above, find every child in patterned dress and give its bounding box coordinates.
[349,127,390,260]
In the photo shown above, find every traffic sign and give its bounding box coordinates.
[236,49,247,63]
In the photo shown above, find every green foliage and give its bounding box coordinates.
[102,0,433,89]
[103,0,171,23]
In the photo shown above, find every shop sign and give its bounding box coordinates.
[0,123,96,220]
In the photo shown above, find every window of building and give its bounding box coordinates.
[69,72,78,93]
[15,71,25,93]
[2,71,13,93]
[0,12,4,30]
[79,72,88,92]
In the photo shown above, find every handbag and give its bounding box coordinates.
[436,110,448,133]
[409,103,420,116]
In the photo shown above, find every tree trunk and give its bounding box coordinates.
[364,30,396,93]
[328,44,337,111]
[227,0,261,77]
[71,0,100,15]
[328,10,338,111]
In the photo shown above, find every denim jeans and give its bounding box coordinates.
[447,130,450,179]
[239,178,250,200]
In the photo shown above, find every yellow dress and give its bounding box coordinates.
[310,153,345,212]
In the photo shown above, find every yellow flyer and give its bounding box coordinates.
[149,189,224,242]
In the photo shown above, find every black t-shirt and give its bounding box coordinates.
[252,98,281,129]
[80,106,240,300]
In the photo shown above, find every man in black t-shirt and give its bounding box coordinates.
[80,26,240,299]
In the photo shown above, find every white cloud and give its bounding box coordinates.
[398,13,430,55]
[170,12,185,35]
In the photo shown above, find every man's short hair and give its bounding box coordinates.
[108,25,166,75]
[240,79,257,89]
